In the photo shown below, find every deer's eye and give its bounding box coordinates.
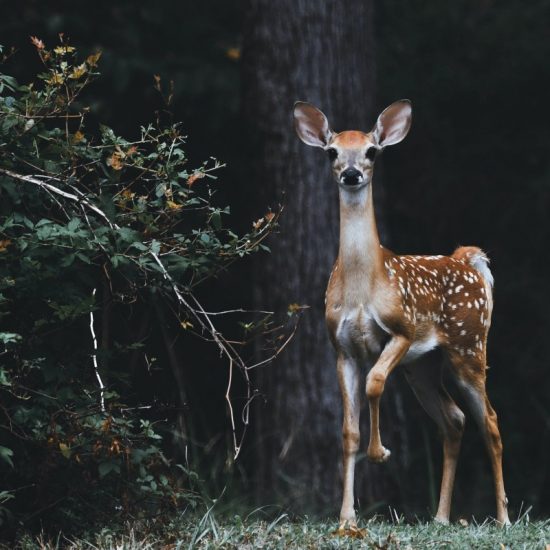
[327,148,338,162]
[366,147,377,161]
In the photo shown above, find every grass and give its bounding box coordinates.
[5,512,550,550]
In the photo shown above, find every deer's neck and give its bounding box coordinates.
[337,183,386,302]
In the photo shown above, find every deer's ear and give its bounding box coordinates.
[293,102,333,148]
[372,100,412,147]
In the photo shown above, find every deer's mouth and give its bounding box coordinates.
[339,178,367,190]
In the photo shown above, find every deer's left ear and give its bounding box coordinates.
[293,102,333,148]
[372,100,412,147]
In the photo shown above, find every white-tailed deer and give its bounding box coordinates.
[293,100,510,531]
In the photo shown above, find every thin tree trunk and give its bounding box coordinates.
[242,0,411,513]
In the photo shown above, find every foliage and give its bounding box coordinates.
[0,38,281,532]
[3,513,549,549]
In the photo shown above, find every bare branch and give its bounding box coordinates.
[0,168,118,229]
[90,288,106,413]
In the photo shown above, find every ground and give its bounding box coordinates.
[5,515,549,549]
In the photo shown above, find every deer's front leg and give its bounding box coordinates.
[366,335,410,463]
[337,355,361,532]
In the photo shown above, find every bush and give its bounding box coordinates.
[0,38,283,533]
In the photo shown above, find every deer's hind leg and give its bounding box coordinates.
[404,357,465,524]
[447,351,510,525]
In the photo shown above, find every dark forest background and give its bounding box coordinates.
[1,0,549,529]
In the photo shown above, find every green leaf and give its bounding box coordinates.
[98,461,121,478]
[116,227,141,245]
[67,218,81,232]
[0,446,14,468]
[151,240,161,255]
[130,242,149,252]
[0,368,11,387]
[211,210,222,230]
[0,332,21,346]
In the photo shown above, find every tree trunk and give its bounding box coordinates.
[242,0,412,514]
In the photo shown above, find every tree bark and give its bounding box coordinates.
[242,0,411,514]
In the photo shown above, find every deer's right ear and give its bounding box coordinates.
[293,102,333,148]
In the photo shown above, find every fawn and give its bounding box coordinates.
[293,100,510,531]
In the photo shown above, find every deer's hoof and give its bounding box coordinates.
[434,515,450,525]
[333,520,367,539]
[367,445,391,463]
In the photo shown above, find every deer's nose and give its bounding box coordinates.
[341,168,363,186]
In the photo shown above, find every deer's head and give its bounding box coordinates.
[293,100,412,189]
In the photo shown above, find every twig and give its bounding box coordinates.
[195,308,274,316]
[0,168,118,229]
[225,359,240,458]
[90,288,106,413]
[150,251,248,458]
[246,318,299,370]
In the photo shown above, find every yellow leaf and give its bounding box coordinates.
[288,303,308,314]
[69,63,87,80]
[186,172,205,187]
[54,45,76,55]
[121,189,135,200]
[86,51,102,67]
[166,200,182,211]
[72,130,85,143]
[153,74,161,91]
[226,47,241,61]
[0,239,12,252]
[110,438,121,455]
[30,36,45,50]
[108,152,124,170]
[101,417,112,433]
[59,442,72,459]
[252,217,264,230]
[47,72,64,86]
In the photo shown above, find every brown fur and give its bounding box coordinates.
[332,130,370,148]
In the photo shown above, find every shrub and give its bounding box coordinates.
[0,38,284,533]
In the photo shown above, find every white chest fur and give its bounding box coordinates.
[333,304,386,360]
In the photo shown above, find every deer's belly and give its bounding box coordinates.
[401,328,439,364]
[331,305,440,364]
